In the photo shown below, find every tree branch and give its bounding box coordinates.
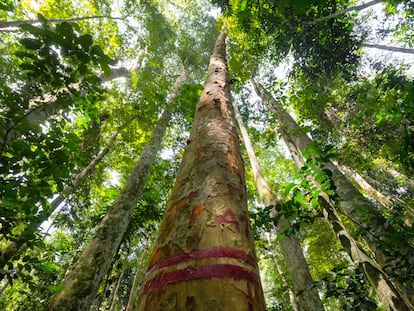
[306,0,387,24]
[0,15,126,31]
[362,43,414,54]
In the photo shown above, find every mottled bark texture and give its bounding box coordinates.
[48,70,188,311]
[137,30,266,311]
[251,78,414,310]
[0,132,118,274]
[233,100,323,311]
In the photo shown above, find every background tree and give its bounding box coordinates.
[1,0,413,309]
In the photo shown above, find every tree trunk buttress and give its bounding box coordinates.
[47,70,188,311]
[233,100,324,311]
[137,30,266,311]
[251,78,414,310]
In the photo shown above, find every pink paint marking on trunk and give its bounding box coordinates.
[216,208,240,232]
[147,247,257,275]
[143,264,260,294]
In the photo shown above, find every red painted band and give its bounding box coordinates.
[143,263,260,294]
[147,247,257,275]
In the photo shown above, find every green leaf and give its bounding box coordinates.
[302,142,322,158]
[0,0,14,11]
[19,23,44,34]
[56,22,74,43]
[20,38,42,50]
[15,51,36,59]
[284,182,296,195]
[78,34,93,50]
[311,197,319,209]
[46,284,65,293]
[101,62,111,77]
[37,13,48,26]
[75,50,91,64]
[275,233,285,241]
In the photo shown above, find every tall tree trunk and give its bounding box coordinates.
[0,131,119,273]
[338,163,393,208]
[337,163,414,223]
[284,133,406,311]
[251,78,414,310]
[137,27,266,311]
[308,0,387,24]
[125,234,151,311]
[266,234,299,311]
[376,165,414,192]
[233,100,323,311]
[47,69,188,311]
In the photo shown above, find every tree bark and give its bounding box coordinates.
[125,234,151,311]
[251,77,414,311]
[338,163,393,208]
[109,269,125,311]
[362,43,414,54]
[284,135,407,311]
[47,69,188,311]
[2,64,138,143]
[266,234,299,311]
[137,28,266,311]
[0,131,119,273]
[233,100,323,311]
[307,0,387,24]
[378,166,414,192]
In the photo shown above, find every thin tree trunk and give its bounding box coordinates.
[266,234,299,311]
[339,163,414,228]
[338,163,414,221]
[251,77,414,310]
[338,163,393,208]
[2,63,139,143]
[125,235,151,311]
[0,131,119,273]
[285,134,406,311]
[233,100,323,311]
[0,15,125,30]
[307,0,387,24]
[109,269,125,311]
[137,27,266,310]
[362,43,414,54]
[47,69,188,311]
[93,251,117,311]
[379,166,414,192]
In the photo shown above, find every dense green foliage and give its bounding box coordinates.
[1,0,413,310]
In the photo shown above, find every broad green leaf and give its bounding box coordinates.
[78,34,93,50]
[20,38,42,50]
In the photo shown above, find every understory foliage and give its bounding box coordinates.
[1,0,413,310]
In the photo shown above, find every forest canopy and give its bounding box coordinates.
[0,0,413,310]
